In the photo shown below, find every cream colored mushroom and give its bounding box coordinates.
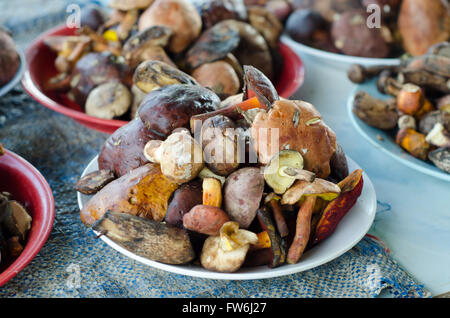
[200,221,258,273]
[143,130,204,183]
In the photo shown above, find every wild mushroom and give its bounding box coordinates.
[425,123,450,148]
[200,221,258,273]
[143,130,204,183]
[122,26,173,68]
[280,177,340,264]
[428,148,450,173]
[138,0,202,53]
[191,60,241,98]
[247,5,283,49]
[251,99,337,178]
[0,28,20,87]
[263,150,315,195]
[133,60,198,94]
[0,200,32,242]
[198,166,226,185]
[85,82,132,119]
[281,178,341,206]
[109,0,154,11]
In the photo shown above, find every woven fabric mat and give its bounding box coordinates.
[0,0,430,298]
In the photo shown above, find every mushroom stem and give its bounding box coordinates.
[278,166,316,182]
[268,199,289,238]
[287,195,316,264]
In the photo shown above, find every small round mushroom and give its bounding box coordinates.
[192,61,241,98]
[85,82,132,119]
[138,0,202,53]
[143,130,205,183]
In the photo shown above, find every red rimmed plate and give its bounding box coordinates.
[22,25,305,134]
[0,149,55,287]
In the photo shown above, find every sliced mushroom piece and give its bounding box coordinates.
[281,178,341,206]
[0,201,32,242]
[122,26,173,68]
[75,170,116,195]
[425,123,450,148]
[243,65,279,109]
[264,150,315,195]
[85,82,132,119]
[133,60,198,94]
[109,0,154,11]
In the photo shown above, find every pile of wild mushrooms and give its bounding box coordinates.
[43,0,287,120]
[76,66,364,272]
[350,41,450,174]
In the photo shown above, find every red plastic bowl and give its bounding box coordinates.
[0,149,54,287]
[22,25,305,134]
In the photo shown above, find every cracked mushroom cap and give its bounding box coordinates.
[251,100,337,178]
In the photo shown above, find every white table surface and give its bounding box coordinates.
[288,49,450,297]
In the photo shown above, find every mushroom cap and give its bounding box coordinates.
[160,131,205,183]
[281,178,341,205]
[109,0,154,11]
[200,221,258,272]
[85,82,132,119]
[263,150,304,194]
[251,100,337,178]
[138,0,202,53]
[122,25,173,67]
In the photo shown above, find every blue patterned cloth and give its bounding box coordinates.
[0,1,430,298]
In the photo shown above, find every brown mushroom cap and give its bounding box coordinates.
[122,26,173,68]
[251,99,337,178]
[85,82,132,119]
[138,0,202,53]
[109,0,154,11]
[192,60,241,97]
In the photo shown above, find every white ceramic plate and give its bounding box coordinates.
[281,35,400,70]
[347,79,450,182]
[0,48,25,98]
[78,156,377,280]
